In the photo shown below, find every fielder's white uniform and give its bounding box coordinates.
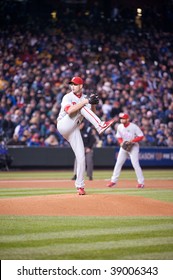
[111,122,144,185]
[57,91,105,189]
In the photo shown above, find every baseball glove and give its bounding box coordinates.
[88,93,99,105]
[122,141,134,152]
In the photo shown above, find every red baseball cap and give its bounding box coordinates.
[119,113,129,119]
[69,76,84,85]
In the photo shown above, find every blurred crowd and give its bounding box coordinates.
[0,2,173,148]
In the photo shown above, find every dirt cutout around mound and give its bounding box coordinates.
[0,179,173,216]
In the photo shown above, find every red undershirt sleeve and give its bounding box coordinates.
[132,136,144,143]
[64,105,71,113]
[117,138,123,144]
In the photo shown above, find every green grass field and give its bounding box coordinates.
[0,169,173,260]
[0,169,173,180]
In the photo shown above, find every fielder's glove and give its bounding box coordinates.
[88,93,99,105]
[122,141,134,152]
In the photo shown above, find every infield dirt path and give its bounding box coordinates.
[0,179,173,216]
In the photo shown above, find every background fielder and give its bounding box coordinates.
[107,112,145,188]
[57,76,115,195]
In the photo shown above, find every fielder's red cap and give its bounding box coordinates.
[69,76,84,85]
[119,112,129,119]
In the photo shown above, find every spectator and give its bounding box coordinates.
[0,4,173,148]
[0,137,13,170]
[103,133,117,147]
[44,134,59,146]
[2,113,16,139]
[27,133,42,147]
[7,134,23,146]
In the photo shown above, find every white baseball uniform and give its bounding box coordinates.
[57,91,105,189]
[111,122,144,185]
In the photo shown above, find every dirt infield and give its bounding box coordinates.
[0,179,173,216]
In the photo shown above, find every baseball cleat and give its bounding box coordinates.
[137,184,144,188]
[107,181,116,188]
[78,188,86,195]
[99,118,116,135]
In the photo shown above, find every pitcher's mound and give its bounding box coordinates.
[0,194,173,216]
